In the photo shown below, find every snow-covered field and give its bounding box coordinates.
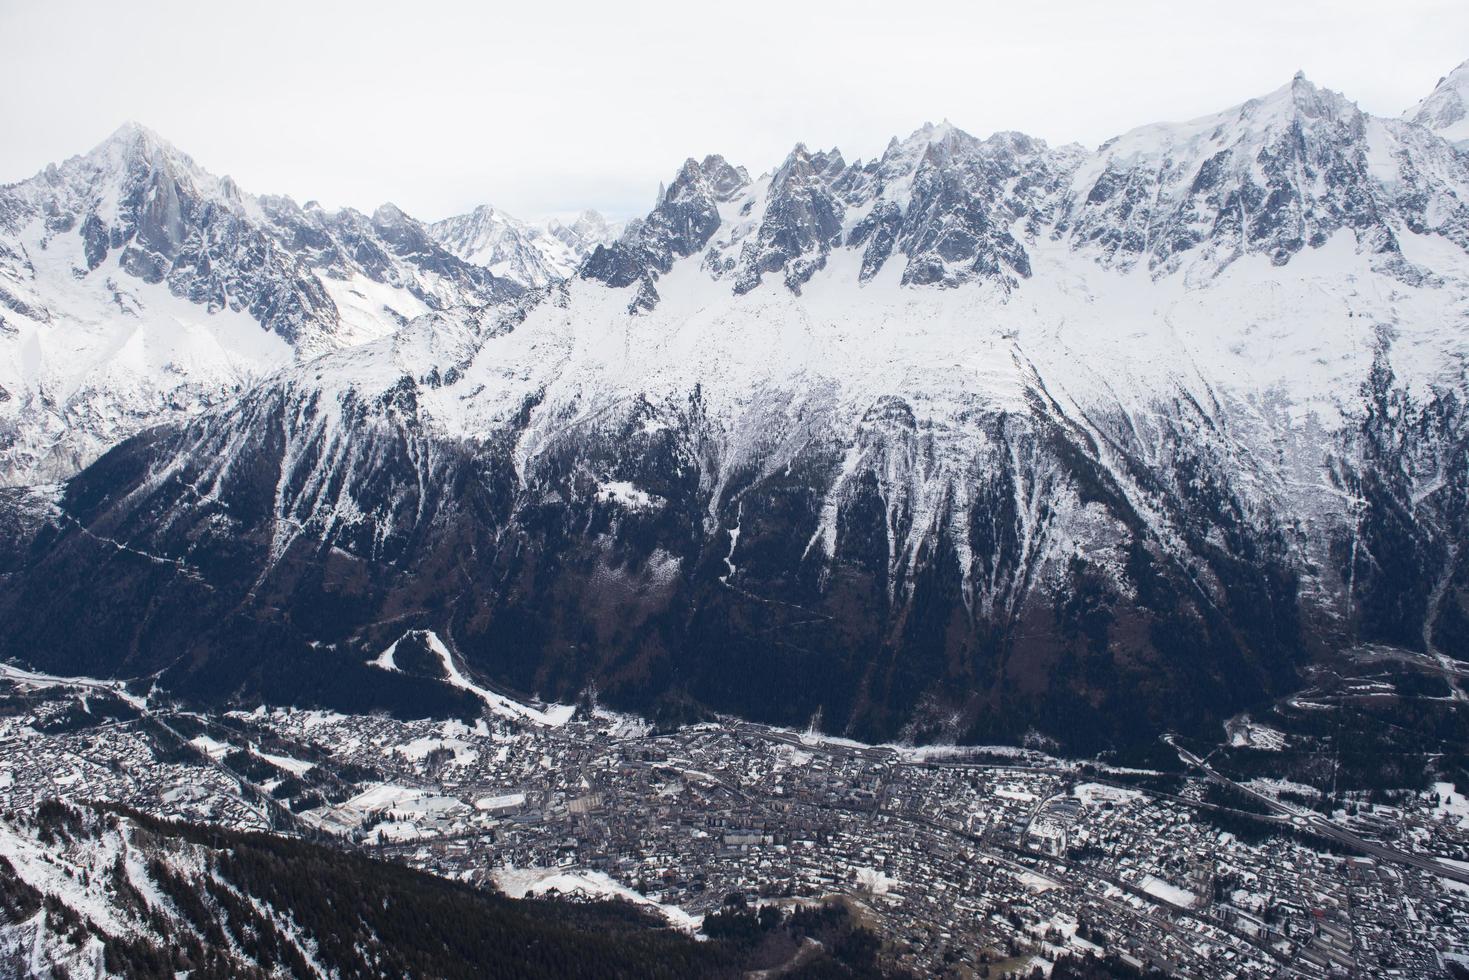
[1434,782,1469,830]
[493,867,703,932]
[1137,874,1198,908]
[1073,782,1143,807]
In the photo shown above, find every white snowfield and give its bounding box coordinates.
[187,734,230,760]
[0,661,146,709]
[1435,781,1469,830]
[1073,782,1144,807]
[474,791,526,811]
[1137,874,1199,909]
[251,747,316,775]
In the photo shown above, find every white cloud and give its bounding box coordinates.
[2,0,1465,223]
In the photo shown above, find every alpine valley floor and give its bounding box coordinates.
[0,642,1466,978]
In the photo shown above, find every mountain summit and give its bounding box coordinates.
[428,204,619,289]
[0,125,520,483]
[1405,58,1469,147]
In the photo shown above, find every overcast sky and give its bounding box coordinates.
[2,0,1466,223]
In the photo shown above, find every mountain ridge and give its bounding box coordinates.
[1,67,1468,750]
[0,123,522,485]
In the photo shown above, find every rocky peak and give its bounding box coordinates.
[662,153,750,206]
[546,209,621,258]
[550,208,604,237]
[0,124,527,484]
[1246,72,1362,132]
[369,202,447,267]
[582,153,744,299]
[1056,73,1460,276]
[90,121,193,179]
[866,121,967,184]
[1405,59,1469,147]
[371,201,410,226]
[730,144,848,294]
[695,154,751,202]
[840,123,1062,287]
[890,130,1045,288]
[430,202,596,289]
[770,144,846,189]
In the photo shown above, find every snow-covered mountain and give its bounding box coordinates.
[547,208,622,259]
[1406,59,1469,148]
[0,124,521,485]
[583,74,1468,309]
[429,204,619,288]
[2,67,1468,750]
